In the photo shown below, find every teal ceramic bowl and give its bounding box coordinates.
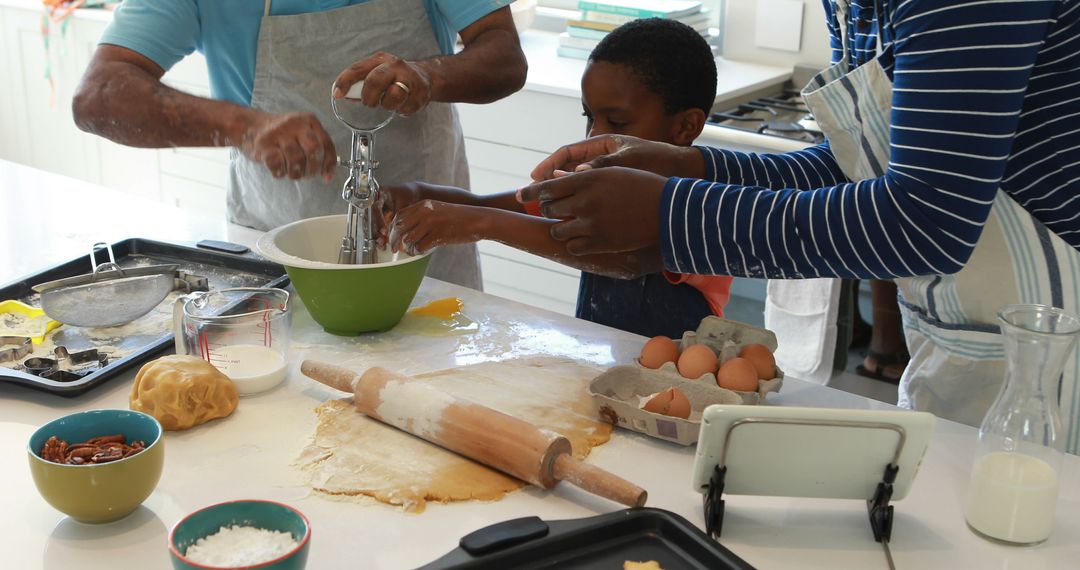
[27,409,164,523]
[257,214,431,336]
[169,500,311,570]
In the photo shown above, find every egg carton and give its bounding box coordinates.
[588,316,784,446]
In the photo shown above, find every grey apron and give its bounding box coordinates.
[229,0,482,290]
[801,0,1080,453]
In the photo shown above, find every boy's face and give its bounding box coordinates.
[581,61,689,145]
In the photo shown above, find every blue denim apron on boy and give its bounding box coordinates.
[576,273,714,339]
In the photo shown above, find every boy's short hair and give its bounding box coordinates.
[589,18,718,115]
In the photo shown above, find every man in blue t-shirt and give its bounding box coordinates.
[72,0,526,289]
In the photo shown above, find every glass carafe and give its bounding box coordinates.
[964,304,1080,545]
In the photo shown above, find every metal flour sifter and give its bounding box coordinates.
[33,242,207,328]
[330,81,397,264]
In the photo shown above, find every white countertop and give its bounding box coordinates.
[2,160,1079,568]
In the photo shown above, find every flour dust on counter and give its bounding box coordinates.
[295,357,613,512]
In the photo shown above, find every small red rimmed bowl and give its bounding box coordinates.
[169,500,311,570]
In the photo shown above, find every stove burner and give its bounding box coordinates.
[708,90,826,145]
[759,120,805,134]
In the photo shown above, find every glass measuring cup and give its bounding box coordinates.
[172,288,291,395]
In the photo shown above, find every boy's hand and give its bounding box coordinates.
[518,167,667,255]
[376,182,428,247]
[530,135,704,181]
[388,200,487,255]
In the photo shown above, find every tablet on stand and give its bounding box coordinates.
[692,405,936,569]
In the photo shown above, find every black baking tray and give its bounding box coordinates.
[418,508,755,570]
[0,238,288,396]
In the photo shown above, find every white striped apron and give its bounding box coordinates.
[801,0,1080,453]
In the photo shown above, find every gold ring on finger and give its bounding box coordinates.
[393,81,411,95]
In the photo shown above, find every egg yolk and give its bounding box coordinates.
[408,297,464,320]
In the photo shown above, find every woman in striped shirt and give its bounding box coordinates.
[520,0,1080,453]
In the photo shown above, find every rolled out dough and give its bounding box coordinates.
[296,358,612,512]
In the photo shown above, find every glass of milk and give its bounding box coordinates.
[173,288,292,395]
[964,304,1080,545]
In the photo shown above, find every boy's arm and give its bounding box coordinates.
[376,183,527,247]
[380,182,527,212]
[388,200,661,278]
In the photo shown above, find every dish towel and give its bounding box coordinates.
[763,278,842,385]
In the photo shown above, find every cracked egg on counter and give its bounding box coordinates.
[588,317,784,445]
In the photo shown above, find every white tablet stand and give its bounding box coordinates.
[692,406,936,570]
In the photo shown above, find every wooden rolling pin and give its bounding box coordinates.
[301,360,647,508]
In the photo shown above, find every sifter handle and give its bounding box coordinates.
[344,80,365,100]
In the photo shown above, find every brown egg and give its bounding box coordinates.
[716,357,759,392]
[642,388,692,419]
[739,343,777,380]
[639,336,679,369]
[677,344,718,380]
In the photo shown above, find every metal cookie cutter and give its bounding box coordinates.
[0,336,32,362]
[331,81,397,264]
[22,346,109,382]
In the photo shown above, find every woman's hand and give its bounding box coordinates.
[530,134,704,181]
[388,200,488,255]
[518,167,668,255]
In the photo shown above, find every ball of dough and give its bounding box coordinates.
[129,355,238,431]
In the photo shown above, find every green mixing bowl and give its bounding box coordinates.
[27,409,164,523]
[169,500,311,570]
[257,214,431,335]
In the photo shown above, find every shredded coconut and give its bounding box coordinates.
[183,525,298,567]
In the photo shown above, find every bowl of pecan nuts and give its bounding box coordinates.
[27,408,164,523]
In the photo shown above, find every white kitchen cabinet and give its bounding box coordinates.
[160,172,227,218]
[458,90,585,153]
[457,92,588,315]
[0,9,22,164]
[465,138,580,315]
[481,245,579,316]
[1,5,99,181]
[0,3,223,205]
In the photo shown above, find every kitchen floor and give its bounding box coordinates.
[725,281,901,406]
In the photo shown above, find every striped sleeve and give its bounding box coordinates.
[695,143,849,190]
[663,0,1065,280]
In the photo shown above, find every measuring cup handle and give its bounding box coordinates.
[172,293,194,356]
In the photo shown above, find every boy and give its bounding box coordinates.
[380,18,730,338]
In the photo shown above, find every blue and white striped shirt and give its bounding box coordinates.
[662,0,1080,280]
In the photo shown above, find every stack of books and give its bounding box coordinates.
[558,0,710,60]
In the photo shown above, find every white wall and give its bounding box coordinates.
[721,0,831,68]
